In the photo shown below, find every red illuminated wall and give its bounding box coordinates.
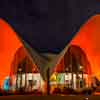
[10,47,38,75]
[0,19,38,87]
[0,19,23,86]
[53,15,100,80]
[53,57,65,73]
[70,15,100,79]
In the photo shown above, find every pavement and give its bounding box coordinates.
[0,95,100,100]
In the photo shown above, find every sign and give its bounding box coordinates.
[32,73,41,89]
[56,73,65,84]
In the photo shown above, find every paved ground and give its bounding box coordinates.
[0,95,100,100]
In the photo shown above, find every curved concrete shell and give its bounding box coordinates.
[50,15,100,80]
[0,19,45,87]
[70,15,100,79]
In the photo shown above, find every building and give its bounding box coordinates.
[0,19,45,93]
[49,15,100,93]
[0,14,100,94]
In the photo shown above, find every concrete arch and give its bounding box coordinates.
[53,45,91,75]
[10,46,39,76]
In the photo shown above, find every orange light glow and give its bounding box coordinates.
[70,15,100,80]
[0,19,23,87]
[53,58,65,72]
[52,15,100,82]
[0,19,44,91]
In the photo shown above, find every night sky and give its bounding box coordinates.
[0,0,99,53]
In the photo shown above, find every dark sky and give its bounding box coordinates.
[0,0,99,53]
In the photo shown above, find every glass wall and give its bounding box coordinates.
[50,72,90,94]
[10,73,45,92]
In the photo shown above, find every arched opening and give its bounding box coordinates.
[64,45,92,89]
[8,46,45,93]
[50,45,92,94]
